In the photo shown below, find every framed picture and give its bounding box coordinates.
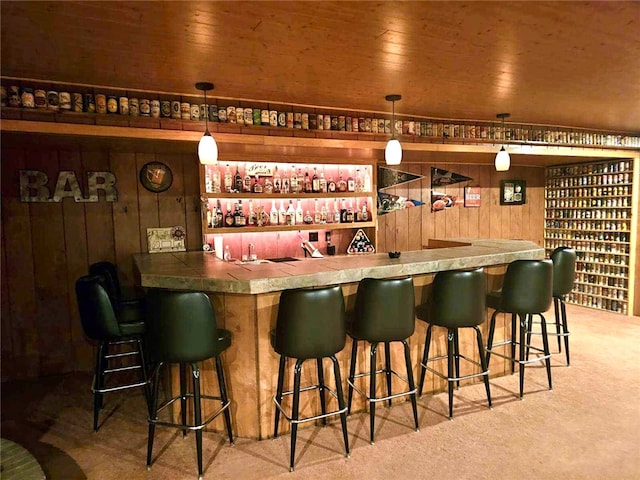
[139,162,173,193]
[500,180,526,205]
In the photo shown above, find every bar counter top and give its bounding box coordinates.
[134,238,544,294]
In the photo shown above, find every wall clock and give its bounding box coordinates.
[139,162,173,193]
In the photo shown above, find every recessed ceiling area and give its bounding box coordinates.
[2,1,639,134]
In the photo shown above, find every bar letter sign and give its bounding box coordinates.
[19,170,118,202]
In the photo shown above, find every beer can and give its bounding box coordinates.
[181,102,191,120]
[140,99,151,116]
[330,115,338,130]
[209,104,218,122]
[244,108,253,125]
[402,120,410,135]
[47,91,60,111]
[352,117,359,132]
[286,112,294,128]
[364,118,371,133]
[60,92,73,110]
[277,111,286,127]
[0,86,6,106]
[148,99,159,118]
[371,118,378,133]
[8,86,21,107]
[130,98,140,116]
[317,114,324,130]
[294,112,302,128]
[159,100,170,117]
[21,88,35,108]
[260,109,269,125]
[191,104,200,120]
[409,121,415,135]
[236,107,244,125]
[106,95,118,114]
[309,113,317,130]
[345,116,352,132]
[72,93,83,112]
[84,93,96,113]
[323,115,331,130]
[358,117,365,132]
[270,110,278,127]
[227,106,237,123]
[253,108,262,126]
[118,96,129,115]
[338,115,345,131]
[167,100,179,119]
[35,89,47,108]
[218,106,227,122]
[384,119,391,134]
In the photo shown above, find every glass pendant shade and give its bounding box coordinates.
[198,131,218,165]
[385,138,402,165]
[494,146,510,171]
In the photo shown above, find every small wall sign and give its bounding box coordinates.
[139,162,173,193]
[147,226,186,253]
[464,186,482,207]
[500,180,526,205]
[245,163,274,177]
[19,170,118,202]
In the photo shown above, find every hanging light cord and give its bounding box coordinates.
[203,89,209,135]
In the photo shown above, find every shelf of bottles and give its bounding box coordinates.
[544,159,633,314]
[201,161,375,234]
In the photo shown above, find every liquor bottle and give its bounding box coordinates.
[270,200,279,225]
[355,201,363,222]
[346,200,355,222]
[286,200,296,225]
[361,200,369,222]
[319,171,327,193]
[363,168,372,192]
[295,199,304,225]
[320,200,328,224]
[337,173,347,193]
[263,177,274,194]
[282,168,290,194]
[278,200,287,225]
[253,175,263,193]
[224,164,233,193]
[325,199,333,224]
[340,199,348,223]
[313,198,321,224]
[234,165,243,193]
[205,168,213,193]
[243,168,252,192]
[212,166,221,193]
[247,199,256,226]
[234,200,246,227]
[312,167,320,193]
[273,166,281,193]
[347,169,356,192]
[297,168,304,193]
[215,199,223,228]
[224,201,235,227]
[290,165,298,193]
[355,169,362,192]
[328,176,336,193]
[304,170,312,193]
[206,202,213,227]
[303,210,313,224]
[333,199,341,223]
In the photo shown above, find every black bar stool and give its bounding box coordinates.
[75,275,150,432]
[347,276,419,444]
[89,261,145,323]
[485,259,553,399]
[417,268,491,419]
[272,285,349,472]
[145,290,233,480]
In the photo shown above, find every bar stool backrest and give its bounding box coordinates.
[551,247,577,298]
[501,259,553,314]
[275,285,346,359]
[352,276,415,342]
[430,268,486,328]
[89,261,122,307]
[145,290,220,363]
[75,274,122,341]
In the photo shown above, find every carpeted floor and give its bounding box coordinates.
[2,304,639,480]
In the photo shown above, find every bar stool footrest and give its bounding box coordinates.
[273,384,347,425]
[421,354,489,383]
[150,394,230,431]
[347,369,417,403]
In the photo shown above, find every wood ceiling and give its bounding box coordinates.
[1,1,639,134]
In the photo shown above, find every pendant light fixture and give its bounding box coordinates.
[494,113,511,171]
[385,94,402,166]
[196,82,218,165]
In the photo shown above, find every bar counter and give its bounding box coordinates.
[134,239,544,440]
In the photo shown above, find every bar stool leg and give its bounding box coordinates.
[136,337,152,417]
[511,313,518,374]
[192,364,204,479]
[384,342,392,407]
[402,340,419,431]
[347,340,358,414]
[474,326,492,409]
[273,356,286,438]
[525,315,533,361]
[518,314,527,399]
[554,297,563,352]
[330,355,350,458]
[418,324,433,396]
[447,329,455,418]
[147,362,163,469]
[215,355,234,444]
[485,311,497,366]
[369,342,378,444]
[539,314,553,390]
[561,299,570,366]
[453,329,461,389]
[93,343,106,432]
[180,363,188,437]
[289,359,304,472]
[316,358,327,425]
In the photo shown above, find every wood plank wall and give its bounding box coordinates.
[1,143,545,381]
[1,142,201,380]
[377,163,545,253]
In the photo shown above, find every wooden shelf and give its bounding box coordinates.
[203,191,373,199]
[204,221,375,235]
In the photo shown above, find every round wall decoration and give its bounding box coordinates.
[139,162,173,193]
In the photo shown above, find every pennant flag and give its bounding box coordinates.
[378,192,424,215]
[378,166,424,190]
[431,167,472,187]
